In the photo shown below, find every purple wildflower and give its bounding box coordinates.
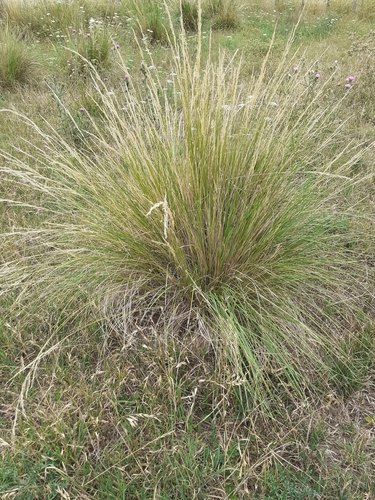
[79,107,85,112]
[347,76,355,82]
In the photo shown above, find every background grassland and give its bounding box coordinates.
[1,0,375,499]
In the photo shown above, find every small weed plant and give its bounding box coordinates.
[1,2,374,420]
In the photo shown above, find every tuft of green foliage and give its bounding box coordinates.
[0,26,41,89]
[1,4,374,420]
[180,0,199,31]
[206,0,240,30]
[1,1,375,497]
[261,466,321,500]
[131,0,171,45]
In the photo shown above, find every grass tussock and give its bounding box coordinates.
[207,0,241,30]
[1,1,375,497]
[1,5,374,419]
[180,0,199,31]
[131,0,172,45]
[0,26,42,89]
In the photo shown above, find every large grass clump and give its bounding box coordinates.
[0,26,41,89]
[1,9,374,416]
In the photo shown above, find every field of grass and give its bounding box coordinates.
[0,0,375,498]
